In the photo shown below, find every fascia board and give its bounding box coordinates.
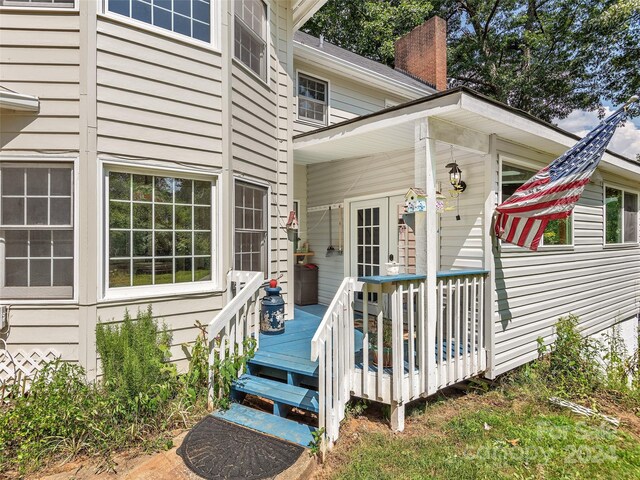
[293,42,435,100]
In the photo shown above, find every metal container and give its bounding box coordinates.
[260,286,285,335]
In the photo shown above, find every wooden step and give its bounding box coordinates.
[213,403,317,448]
[232,374,319,414]
[250,350,319,378]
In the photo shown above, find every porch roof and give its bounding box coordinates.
[293,87,640,178]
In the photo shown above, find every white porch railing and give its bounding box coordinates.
[310,276,354,447]
[312,270,489,447]
[208,270,264,408]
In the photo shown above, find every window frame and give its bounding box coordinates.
[101,161,220,301]
[498,156,575,251]
[102,0,220,50]
[233,177,270,276]
[0,0,76,10]
[232,0,269,83]
[0,157,79,304]
[603,183,639,247]
[296,70,330,126]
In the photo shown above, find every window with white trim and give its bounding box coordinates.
[234,181,268,274]
[0,164,74,299]
[107,171,214,289]
[500,163,573,246]
[108,0,211,43]
[298,73,328,125]
[234,0,267,80]
[605,186,638,244]
[0,0,73,7]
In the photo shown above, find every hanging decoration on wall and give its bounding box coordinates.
[286,210,299,231]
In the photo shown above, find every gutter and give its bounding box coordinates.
[0,90,40,112]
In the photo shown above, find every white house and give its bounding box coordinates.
[1,1,638,449]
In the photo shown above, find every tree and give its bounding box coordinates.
[303,0,639,122]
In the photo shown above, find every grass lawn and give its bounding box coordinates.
[315,386,640,479]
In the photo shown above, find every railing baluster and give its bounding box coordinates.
[447,278,453,385]
[471,276,477,375]
[463,277,470,379]
[376,283,384,399]
[437,279,443,389]
[362,283,369,398]
[408,282,415,398]
[478,276,485,370]
[418,280,427,394]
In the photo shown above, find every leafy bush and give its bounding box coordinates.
[211,337,256,409]
[96,307,175,412]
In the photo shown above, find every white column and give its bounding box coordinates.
[483,134,498,377]
[415,118,438,395]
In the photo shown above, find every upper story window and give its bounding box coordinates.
[501,162,573,247]
[605,186,638,244]
[298,73,328,125]
[108,0,211,43]
[0,0,73,7]
[234,0,267,80]
[107,170,214,290]
[0,164,74,300]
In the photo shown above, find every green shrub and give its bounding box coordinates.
[96,306,175,411]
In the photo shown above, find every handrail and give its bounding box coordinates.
[436,269,489,278]
[208,270,264,408]
[207,271,264,340]
[310,276,353,361]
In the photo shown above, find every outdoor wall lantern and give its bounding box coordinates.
[445,161,467,193]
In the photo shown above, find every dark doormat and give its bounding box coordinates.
[177,415,305,480]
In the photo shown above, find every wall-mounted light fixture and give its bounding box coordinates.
[445,161,466,193]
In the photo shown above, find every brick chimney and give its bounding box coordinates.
[394,16,447,91]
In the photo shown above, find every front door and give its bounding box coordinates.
[349,194,415,278]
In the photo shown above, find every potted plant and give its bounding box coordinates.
[370,318,393,368]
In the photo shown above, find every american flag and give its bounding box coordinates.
[494,105,630,251]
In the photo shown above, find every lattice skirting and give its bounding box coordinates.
[0,347,60,397]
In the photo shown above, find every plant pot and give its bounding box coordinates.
[370,345,393,368]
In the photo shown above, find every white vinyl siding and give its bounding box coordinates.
[0,164,74,299]
[234,0,267,80]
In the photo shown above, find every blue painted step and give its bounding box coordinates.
[213,403,317,448]
[250,350,319,378]
[232,374,319,413]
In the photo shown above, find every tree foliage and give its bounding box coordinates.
[303,0,639,122]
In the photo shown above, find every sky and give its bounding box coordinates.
[556,106,640,160]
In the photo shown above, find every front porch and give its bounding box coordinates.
[208,269,488,449]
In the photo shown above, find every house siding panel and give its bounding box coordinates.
[0,11,80,154]
[492,146,640,377]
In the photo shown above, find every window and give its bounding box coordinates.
[298,73,328,125]
[0,164,74,299]
[605,186,638,244]
[234,181,268,274]
[500,162,572,246]
[108,0,211,43]
[0,0,73,7]
[107,171,213,289]
[234,0,267,79]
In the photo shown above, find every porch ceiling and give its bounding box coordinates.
[293,87,640,177]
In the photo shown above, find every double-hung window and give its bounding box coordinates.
[107,0,211,43]
[107,170,214,290]
[234,0,267,80]
[500,162,573,246]
[605,186,638,244]
[298,73,328,125]
[0,0,74,7]
[0,164,74,299]
[234,181,268,274]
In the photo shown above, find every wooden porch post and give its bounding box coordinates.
[415,118,438,396]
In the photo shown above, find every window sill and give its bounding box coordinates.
[500,244,575,253]
[232,58,270,90]
[0,5,77,12]
[98,12,221,55]
[603,243,639,249]
[101,281,220,303]
[295,117,328,128]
